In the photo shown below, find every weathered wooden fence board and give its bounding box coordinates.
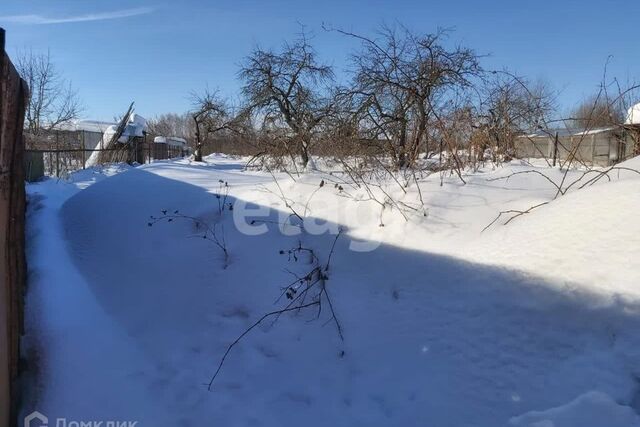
[0,27,28,427]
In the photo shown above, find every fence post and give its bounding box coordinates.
[55,131,60,177]
[552,132,559,167]
[81,131,86,169]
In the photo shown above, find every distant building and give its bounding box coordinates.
[85,114,148,167]
[514,126,637,166]
[151,136,191,160]
[55,119,117,149]
[153,136,188,148]
[514,103,640,166]
[55,114,148,151]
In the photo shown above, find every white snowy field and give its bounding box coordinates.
[23,154,640,426]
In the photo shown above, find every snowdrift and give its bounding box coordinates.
[466,159,640,297]
[23,157,640,426]
[511,391,640,427]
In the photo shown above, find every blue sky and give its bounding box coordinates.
[1,0,639,121]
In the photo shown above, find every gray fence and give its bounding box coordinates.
[514,127,640,167]
[25,140,189,180]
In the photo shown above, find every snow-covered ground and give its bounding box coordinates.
[23,155,640,426]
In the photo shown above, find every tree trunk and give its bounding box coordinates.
[300,140,309,168]
[396,125,408,169]
[193,115,203,162]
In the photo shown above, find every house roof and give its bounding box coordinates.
[520,126,617,139]
[55,120,117,133]
[153,136,187,146]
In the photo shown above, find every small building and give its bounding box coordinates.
[55,119,117,149]
[514,102,640,166]
[153,136,187,148]
[151,136,190,160]
[85,114,148,167]
[514,126,637,166]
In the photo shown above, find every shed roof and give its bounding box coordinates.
[56,120,116,133]
[520,126,617,139]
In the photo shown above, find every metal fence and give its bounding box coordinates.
[514,126,640,168]
[25,134,189,180]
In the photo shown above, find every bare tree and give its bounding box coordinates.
[239,33,335,168]
[15,50,82,134]
[569,93,625,129]
[191,89,250,161]
[338,25,482,170]
[474,74,556,163]
[147,112,195,141]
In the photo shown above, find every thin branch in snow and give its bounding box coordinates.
[482,201,549,232]
[207,301,320,391]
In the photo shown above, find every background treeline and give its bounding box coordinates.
[16,24,636,172]
[150,25,638,171]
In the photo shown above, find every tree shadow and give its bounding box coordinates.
[57,167,640,427]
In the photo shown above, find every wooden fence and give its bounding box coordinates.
[0,28,28,427]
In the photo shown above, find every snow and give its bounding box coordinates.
[22,164,163,422]
[523,127,615,138]
[55,119,116,133]
[510,391,640,427]
[23,155,640,426]
[85,114,148,167]
[575,126,616,135]
[464,175,640,297]
[626,103,640,125]
[153,136,187,146]
[128,113,148,134]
